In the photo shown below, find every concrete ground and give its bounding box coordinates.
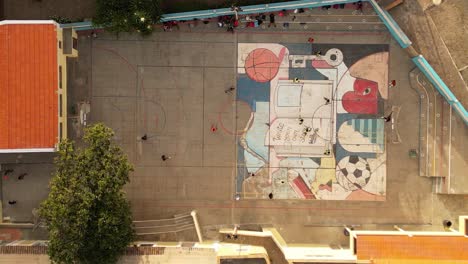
[0,153,55,224]
[67,11,468,245]
[1,163,53,223]
[0,0,466,247]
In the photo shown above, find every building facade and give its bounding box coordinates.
[0,20,77,153]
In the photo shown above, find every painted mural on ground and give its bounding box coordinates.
[236,43,388,201]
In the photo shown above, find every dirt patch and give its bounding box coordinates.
[427,0,468,70]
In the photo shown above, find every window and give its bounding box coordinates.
[59,41,62,49]
[59,94,63,117]
[59,66,62,89]
[72,37,78,50]
[59,122,63,140]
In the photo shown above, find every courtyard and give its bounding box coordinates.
[0,1,465,251]
[64,20,466,244]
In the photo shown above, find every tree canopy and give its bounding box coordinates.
[93,0,162,35]
[40,123,134,264]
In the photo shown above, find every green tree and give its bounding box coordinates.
[40,123,134,264]
[93,0,162,35]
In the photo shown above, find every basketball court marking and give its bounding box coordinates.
[235,42,389,201]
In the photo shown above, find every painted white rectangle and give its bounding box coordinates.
[0,148,55,153]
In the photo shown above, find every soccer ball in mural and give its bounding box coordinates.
[336,155,371,191]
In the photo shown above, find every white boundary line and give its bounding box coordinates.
[0,148,55,153]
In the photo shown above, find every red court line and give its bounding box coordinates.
[218,99,252,136]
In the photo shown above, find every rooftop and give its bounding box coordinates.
[0,21,59,152]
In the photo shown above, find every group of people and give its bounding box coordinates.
[2,169,28,205]
[322,1,363,12]
[162,1,366,33]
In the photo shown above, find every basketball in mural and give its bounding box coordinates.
[336,155,371,191]
[244,48,280,82]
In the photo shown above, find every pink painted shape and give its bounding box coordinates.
[311,60,332,68]
[342,78,378,114]
[278,47,286,62]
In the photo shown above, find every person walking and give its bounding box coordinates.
[382,112,393,122]
[161,155,172,161]
[3,169,13,180]
[225,86,235,94]
[309,128,319,144]
[17,173,27,180]
[268,13,276,28]
[356,1,363,13]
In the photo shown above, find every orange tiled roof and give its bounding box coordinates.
[357,234,468,261]
[0,22,58,151]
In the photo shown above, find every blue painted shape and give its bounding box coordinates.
[236,143,247,193]
[363,119,369,137]
[289,67,328,81]
[371,118,377,143]
[376,118,384,150]
[354,119,361,131]
[244,151,266,172]
[412,55,468,125]
[348,118,384,148]
[60,21,97,31]
[277,85,302,107]
[336,115,384,159]
[359,119,365,135]
[245,102,270,161]
[237,75,270,112]
[282,43,314,55]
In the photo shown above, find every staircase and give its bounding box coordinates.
[133,212,195,236]
[409,68,467,194]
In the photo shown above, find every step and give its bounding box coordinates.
[409,68,451,178]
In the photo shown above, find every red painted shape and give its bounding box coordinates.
[292,176,316,199]
[342,78,378,114]
[244,48,280,82]
[318,183,332,192]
